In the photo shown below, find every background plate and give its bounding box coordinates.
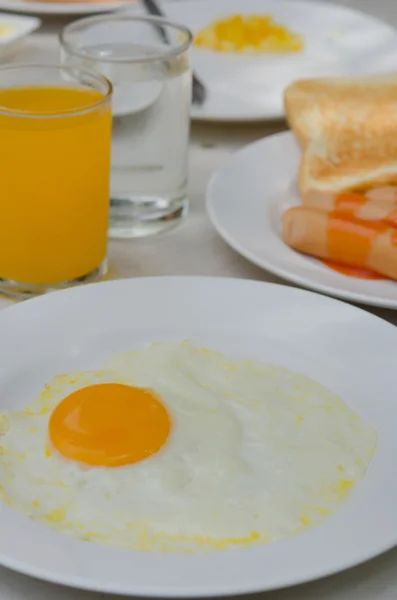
[0,0,124,16]
[163,0,397,121]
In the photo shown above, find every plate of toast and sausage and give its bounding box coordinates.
[207,74,397,309]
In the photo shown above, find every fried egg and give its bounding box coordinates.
[0,341,377,553]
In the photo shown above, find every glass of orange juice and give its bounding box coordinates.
[0,64,112,299]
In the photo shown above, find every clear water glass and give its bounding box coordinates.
[60,15,192,239]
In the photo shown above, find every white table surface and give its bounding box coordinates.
[1,0,397,598]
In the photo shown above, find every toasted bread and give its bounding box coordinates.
[284,74,397,197]
[298,134,397,197]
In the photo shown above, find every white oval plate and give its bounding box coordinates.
[207,132,397,309]
[0,276,397,595]
[162,0,397,121]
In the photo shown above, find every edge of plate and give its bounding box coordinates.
[206,132,397,309]
[0,1,124,15]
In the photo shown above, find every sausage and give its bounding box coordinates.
[282,206,397,280]
[301,188,397,228]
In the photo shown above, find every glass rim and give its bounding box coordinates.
[59,13,193,64]
[0,64,112,119]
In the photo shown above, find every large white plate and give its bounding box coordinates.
[207,132,397,309]
[163,0,397,121]
[0,276,397,595]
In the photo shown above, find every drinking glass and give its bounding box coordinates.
[60,15,192,239]
[0,64,112,299]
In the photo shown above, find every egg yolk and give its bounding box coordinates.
[48,383,171,467]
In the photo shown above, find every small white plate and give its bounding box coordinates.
[0,13,40,57]
[111,81,162,117]
[0,276,397,595]
[207,132,397,309]
[60,18,164,116]
[163,0,397,121]
[0,0,124,16]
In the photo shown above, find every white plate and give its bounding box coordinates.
[0,13,40,58]
[111,81,162,117]
[67,19,164,117]
[0,276,397,595]
[162,0,397,121]
[0,0,124,16]
[207,132,397,309]
[0,13,40,42]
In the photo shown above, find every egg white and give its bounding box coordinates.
[0,341,377,553]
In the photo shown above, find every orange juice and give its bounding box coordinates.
[0,86,112,285]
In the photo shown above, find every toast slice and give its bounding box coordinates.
[284,74,397,198]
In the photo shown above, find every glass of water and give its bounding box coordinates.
[60,15,192,238]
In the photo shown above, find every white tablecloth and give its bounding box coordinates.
[2,1,397,598]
